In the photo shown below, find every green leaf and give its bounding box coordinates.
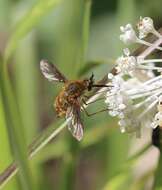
[4,0,63,63]
[103,172,132,190]
[79,0,91,66]
[14,32,42,190]
[0,94,18,190]
[0,61,33,190]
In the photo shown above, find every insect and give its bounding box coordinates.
[40,60,109,141]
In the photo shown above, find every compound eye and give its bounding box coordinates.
[70,85,75,90]
[67,84,77,93]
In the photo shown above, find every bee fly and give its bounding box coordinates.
[40,60,109,141]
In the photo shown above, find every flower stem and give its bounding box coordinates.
[137,39,162,51]
[139,59,162,63]
[152,29,162,38]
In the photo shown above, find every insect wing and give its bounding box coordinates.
[66,106,84,141]
[40,60,67,82]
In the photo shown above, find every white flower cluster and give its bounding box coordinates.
[115,50,162,76]
[106,17,162,137]
[115,16,162,76]
[106,74,162,136]
[106,74,140,136]
[115,49,137,75]
[120,16,162,45]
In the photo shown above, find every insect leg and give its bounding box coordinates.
[81,105,90,116]
[83,95,89,99]
[81,101,109,117]
[83,90,108,100]
[89,108,110,116]
[82,97,105,106]
[81,105,109,117]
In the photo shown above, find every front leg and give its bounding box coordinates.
[81,100,109,117]
[82,97,105,106]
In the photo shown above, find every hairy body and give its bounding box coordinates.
[54,80,88,117]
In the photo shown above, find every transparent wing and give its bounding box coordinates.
[66,105,84,141]
[40,59,67,82]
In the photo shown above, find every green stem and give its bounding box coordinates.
[60,1,91,189]
[29,122,67,158]
[80,0,91,64]
[59,141,79,190]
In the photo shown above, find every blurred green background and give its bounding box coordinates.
[0,0,162,190]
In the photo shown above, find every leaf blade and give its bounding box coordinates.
[4,0,62,62]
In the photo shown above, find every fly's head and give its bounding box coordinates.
[83,73,95,91]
